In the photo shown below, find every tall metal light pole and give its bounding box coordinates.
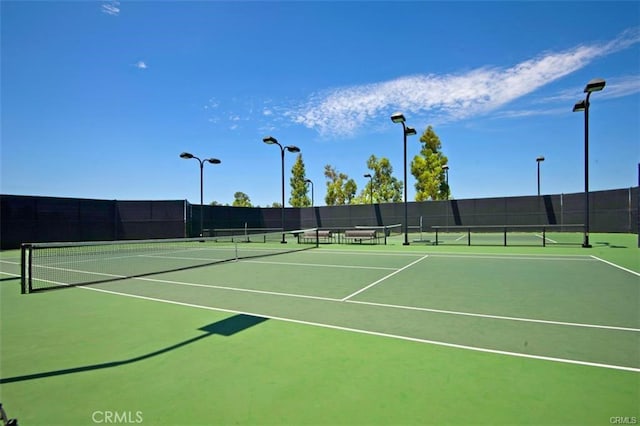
[536,156,545,196]
[391,112,417,246]
[263,136,300,243]
[573,78,606,248]
[180,152,221,237]
[364,173,373,204]
[304,178,314,207]
[442,165,449,200]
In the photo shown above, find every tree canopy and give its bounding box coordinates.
[359,155,402,203]
[411,125,450,201]
[232,191,253,207]
[324,165,357,205]
[289,154,311,207]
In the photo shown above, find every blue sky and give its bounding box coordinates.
[1,1,639,207]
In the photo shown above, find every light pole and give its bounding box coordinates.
[536,156,545,197]
[391,112,417,246]
[442,165,449,200]
[304,178,314,207]
[180,152,221,237]
[573,78,606,248]
[364,173,373,204]
[263,136,301,243]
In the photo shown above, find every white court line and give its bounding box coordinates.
[243,259,396,271]
[454,234,466,242]
[590,255,640,277]
[534,233,558,244]
[131,276,341,302]
[77,286,640,373]
[341,254,429,301]
[138,255,229,262]
[426,253,593,262]
[143,254,399,271]
[346,300,640,333]
[29,273,342,302]
[311,248,591,260]
[309,249,424,257]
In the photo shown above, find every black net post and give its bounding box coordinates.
[20,244,31,294]
[20,244,26,294]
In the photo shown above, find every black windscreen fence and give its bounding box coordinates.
[1,196,187,249]
[116,200,186,240]
[1,196,117,248]
[2,187,637,249]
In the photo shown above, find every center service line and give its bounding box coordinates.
[341,254,429,302]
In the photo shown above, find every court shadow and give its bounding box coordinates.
[0,314,268,384]
[595,242,628,249]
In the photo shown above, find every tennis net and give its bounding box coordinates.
[21,230,318,293]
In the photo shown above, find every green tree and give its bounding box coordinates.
[344,179,357,204]
[324,165,357,205]
[359,155,403,203]
[411,125,449,201]
[232,191,253,207]
[289,154,311,207]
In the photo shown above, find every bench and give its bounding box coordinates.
[302,229,333,244]
[343,229,377,244]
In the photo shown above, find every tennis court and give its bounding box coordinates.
[1,232,638,425]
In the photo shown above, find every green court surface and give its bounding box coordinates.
[1,233,638,425]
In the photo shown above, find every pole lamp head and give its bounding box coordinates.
[536,156,545,163]
[390,112,406,124]
[442,165,449,171]
[405,126,417,136]
[572,100,587,112]
[364,173,372,178]
[285,145,300,153]
[180,152,194,159]
[262,136,278,145]
[206,158,221,164]
[584,78,606,93]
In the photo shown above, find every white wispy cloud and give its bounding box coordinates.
[135,61,148,70]
[101,1,120,16]
[287,28,640,136]
[494,107,570,120]
[600,75,640,98]
[500,74,640,119]
[536,74,640,104]
[204,98,289,132]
